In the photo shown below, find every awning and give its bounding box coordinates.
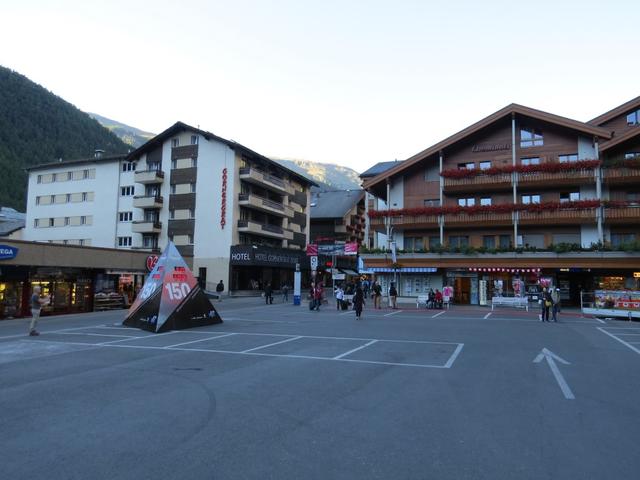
[468,268,541,273]
[340,269,359,276]
[371,267,438,273]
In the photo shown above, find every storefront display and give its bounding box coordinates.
[594,290,640,311]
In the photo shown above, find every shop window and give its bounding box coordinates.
[521,157,540,166]
[560,192,580,203]
[483,236,496,248]
[558,154,578,163]
[520,127,543,148]
[449,236,469,247]
[458,197,475,207]
[522,194,541,204]
[479,161,492,170]
[499,234,511,249]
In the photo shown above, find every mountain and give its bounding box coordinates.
[88,113,155,148]
[273,158,362,190]
[0,66,129,210]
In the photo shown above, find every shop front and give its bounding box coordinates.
[229,245,309,293]
[370,267,443,300]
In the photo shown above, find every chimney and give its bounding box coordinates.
[94,149,105,159]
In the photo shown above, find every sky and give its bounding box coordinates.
[1,0,639,173]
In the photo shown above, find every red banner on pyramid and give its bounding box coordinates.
[123,242,222,333]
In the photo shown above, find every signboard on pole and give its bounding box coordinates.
[310,255,318,271]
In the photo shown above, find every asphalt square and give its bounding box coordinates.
[343,340,460,367]
[172,333,297,352]
[0,339,92,364]
[254,336,368,358]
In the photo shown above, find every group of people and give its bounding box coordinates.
[539,287,561,322]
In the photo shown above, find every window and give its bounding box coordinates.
[64,217,70,226]
[624,152,640,160]
[424,165,439,181]
[521,157,540,166]
[429,236,441,248]
[34,219,40,228]
[404,237,423,251]
[169,210,175,219]
[171,138,179,147]
[122,162,136,172]
[449,236,469,247]
[483,235,496,248]
[560,192,580,203]
[121,186,134,196]
[499,234,511,249]
[189,208,195,218]
[171,159,177,169]
[626,110,640,126]
[83,169,90,179]
[37,174,42,184]
[191,158,197,167]
[170,184,176,194]
[626,192,640,204]
[458,197,475,207]
[80,216,87,225]
[480,197,492,206]
[423,198,439,207]
[558,154,578,163]
[118,236,132,247]
[522,194,541,204]
[49,218,54,227]
[190,135,198,145]
[479,161,492,170]
[188,234,194,244]
[190,183,196,193]
[520,127,543,147]
[148,161,161,171]
[457,162,475,170]
[119,211,133,222]
[611,233,636,247]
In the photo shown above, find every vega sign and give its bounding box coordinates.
[0,245,18,260]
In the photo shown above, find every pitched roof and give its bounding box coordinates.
[310,189,364,219]
[363,103,612,191]
[0,219,25,236]
[26,154,127,172]
[360,161,403,178]
[588,95,640,126]
[599,127,640,152]
[127,121,318,187]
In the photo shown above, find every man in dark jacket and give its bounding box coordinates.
[215,280,224,302]
[264,283,273,304]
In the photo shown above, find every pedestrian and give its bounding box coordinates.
[434,289,443,309]
[353,286,365,319]
[540,287,552,322]
[362,279,370,298]
[335,285,344,310]
[551,287,561,322]
[28,286,49,336]
[215,280,224,302]
[372,281,382,309]
[389,282,398,309]
[314,282,324,310]
[282,283,289,303]
[443,285,453,309]
[427,288,435,309]
[309,282,317,310]
[264,282,273,305]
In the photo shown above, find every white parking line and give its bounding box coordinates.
[598,327,640,356]
[384,310,403,317]
[594,318,606,324]
[484,312,492,319]
[56,332,138,338]
[241,335,302,353]
[443,343,465,368]
[333,340,378,359]
[164,333,237,349]
[431,311,446,318]
[339,310,356,316]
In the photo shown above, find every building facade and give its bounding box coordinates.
[24,122,315,293]
[361,99,640,305]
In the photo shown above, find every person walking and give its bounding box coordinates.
[314,282,324,310]
[264,282,273,305]
[372,281,382,309]
[282,283,289,303]
[540,287,552,322]
[389,282,398,309]
[28,286,49,336]
[335,285,344,310]
[215,280,224,302]
[353,286,365,319]
[551,287,561,322]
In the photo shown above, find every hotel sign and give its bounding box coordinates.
[0,245,18,260]
[471,143,511,153]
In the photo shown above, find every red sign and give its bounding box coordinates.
[220,167,228,229]
[146,255,159,272]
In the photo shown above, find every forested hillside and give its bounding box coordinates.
[89,113,155,148]
[0,66,129,209]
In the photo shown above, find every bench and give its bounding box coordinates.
[491,296,529,311]
[416,295,428,308]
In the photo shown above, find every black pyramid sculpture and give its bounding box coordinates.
[123,242,222,333]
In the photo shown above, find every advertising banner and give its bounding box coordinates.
[594,290,640,311]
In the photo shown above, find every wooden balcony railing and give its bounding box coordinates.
[517,169,595,187]
[603,167,640,185]
[604,206,640,224]
[519,209,596,225]
[443,173,512,191]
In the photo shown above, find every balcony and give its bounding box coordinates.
[133,195,163,209]
[444,211,512,228]
[369,214,439,230]
[443,173,512,192]
[605,206,640,225]
[603,167,640,186]
[519,208,596,226]
[238,193,292,217]
[239,167,288,194]
[237,219,286,239]
[134,169,165,184]
[517,169,595,188]
[132,220,162,233]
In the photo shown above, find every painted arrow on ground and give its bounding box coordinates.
[533,348,575,400]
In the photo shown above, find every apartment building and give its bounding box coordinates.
[24,122,316,293]
[361,98,640,305]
